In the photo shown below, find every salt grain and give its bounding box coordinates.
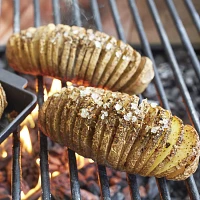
[26,32,32,38]
[115,51,122,58]
[106,43,112,50]
[80,108,89,118]
[131,103,137,110]
[95,41,101,48]
[114,103,122,111]
[151,127,160,133]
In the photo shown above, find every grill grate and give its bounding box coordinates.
[6,0,200,199]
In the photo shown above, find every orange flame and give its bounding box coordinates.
[48,78,62,97]
[20,125,32,154]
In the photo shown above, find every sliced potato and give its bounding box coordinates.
[84,31,109,85]
[96,93,123,165]
[44,92,62,140]
[39,24,56,75]
[71,31,88,82]
[60,87,80,147]
[80,88,106,157]
[91,90,113,161]
[112,50,141,91]
[146,116,184,176]
[134,107,172,173]
[91,37,117,87]
[77,30,96,85]
[38,94,53,134]
[98,40,126,87]
[166,155,199,180]
[155,125,199,177]
[105,45,133,89]
[107,95,139,169]
[123,57,154,94]
[117,99,150,171]
[125,104,159,173]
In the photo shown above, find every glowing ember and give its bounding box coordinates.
[1,150,7,158]
[52,171,60,178]
[20,125,32,154]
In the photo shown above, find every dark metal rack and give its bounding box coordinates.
[7,0,200,199]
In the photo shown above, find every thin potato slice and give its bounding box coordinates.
[77,31,96,85]
[80,88,106,157]
[71,31,88,82]
[51,87,73,145]
[112,50,141,91]
[123,57,154,94]
[107,95,139,169]
[52,25,67,77]
[166,155,199,181]
[91,90,113,161]
[84,31,109,85]
[155,125,199,177]
[45,92,62,140]
[84,31,109,86]
[38,94,53,134]
[97,96,122,165]
[65,88,82,147]
[134,107,172,173]
[105,45,133,89]
[146,116,184,176]
[20,30,33,73]
[125,105,159,173]
[59,32,73,79]
[98,40,126,87]
[39,24,56,75]
[60,87,80,147]
[30,26,45,73]
[66,26,86,80]
[117,99,150,170]
[91,37,117,87]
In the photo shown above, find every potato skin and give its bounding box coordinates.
[38,86,200,181]
[0,84,7,119]
[6,24,154,95]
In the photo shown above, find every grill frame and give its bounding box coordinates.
[1,0,199,199]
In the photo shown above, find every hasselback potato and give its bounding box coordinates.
[6,24,154,94]
[0,83,7,119]
[38,86,200,180]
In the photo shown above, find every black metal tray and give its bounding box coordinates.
[0,69,37,143]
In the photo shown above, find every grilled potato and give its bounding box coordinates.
[6,24,154,95]
[0,84,7,119]
[38,86,200,180]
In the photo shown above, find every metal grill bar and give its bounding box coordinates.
[184,0,200,33]
[97,165,111,199]
[165,0,200,81]
[108,0,126,42]
[108,0,171,199]
[68,149,81,199]
[52,0,61,25]
[147,0,200,134]
[185,176,200,200]
[33,0,51,199]
[12,0,21,199]
[90,0,103,32]
[12,129,21,200]
[72,0,82,27]
[127,174,141,200]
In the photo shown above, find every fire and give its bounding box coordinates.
[20,125,32,154]
[21,175,41,200]
[48,78,62,97]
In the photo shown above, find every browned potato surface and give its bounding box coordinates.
[6,24,154,95]
[38,86,200,181]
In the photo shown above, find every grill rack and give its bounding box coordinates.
[6,0,200,199]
